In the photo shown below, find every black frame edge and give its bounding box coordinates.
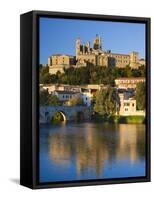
[20,11,33,189]
[146,17,151,182]
[33,10,151,22]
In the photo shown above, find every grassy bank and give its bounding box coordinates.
[111,115,145,124]
[92,114,145,124]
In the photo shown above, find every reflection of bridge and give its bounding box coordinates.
[40,106,91,124]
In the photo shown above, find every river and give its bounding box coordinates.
[39,122,145,183]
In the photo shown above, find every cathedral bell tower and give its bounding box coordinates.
[76,37,80,56]
[93,34,102,50]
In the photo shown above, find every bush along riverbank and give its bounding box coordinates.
[92,114,145,124]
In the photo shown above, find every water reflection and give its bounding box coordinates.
[40,123,145,182]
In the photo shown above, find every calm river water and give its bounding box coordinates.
[39,122,146,183]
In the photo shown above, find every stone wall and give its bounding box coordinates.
[40,106,91,124]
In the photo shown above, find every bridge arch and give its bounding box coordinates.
[40,106,91,124]
[51,111,67,123]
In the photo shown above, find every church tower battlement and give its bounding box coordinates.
[76,34,102,56]
[93,34,102,50]
[76,37,81,57]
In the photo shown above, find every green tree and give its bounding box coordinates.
[69,96,84,106]
[40,73,51,84]
[40,90,49,105]
[39,66,51,84]
[40,90,60,106]
[94,87,117,116]
[50,74,58,83]
[48,95,61,106]
[124,66,132,77]
[135,82,145,110]
[40,66,49,75]
[39,63,146,85]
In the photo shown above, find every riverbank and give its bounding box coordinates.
[92,115,145,124]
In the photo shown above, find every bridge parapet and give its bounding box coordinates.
[40,106,91,124]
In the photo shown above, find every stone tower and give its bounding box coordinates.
[130,51,139,68]
[93,34,102,50]
[86,41,90,54]
[76,37,80,56]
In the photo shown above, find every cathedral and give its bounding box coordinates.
[48,34,145,75]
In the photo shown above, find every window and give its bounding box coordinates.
[132,103,134,107]
[125,108,128,111]
[124,103,130,106]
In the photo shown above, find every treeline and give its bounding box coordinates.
[40,65,145,86]
[40,90,61,106]
[135,82,145,110]
[93,82,145,118]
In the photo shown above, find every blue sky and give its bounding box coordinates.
[39,17,145,64]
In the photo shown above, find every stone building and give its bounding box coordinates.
[75,35,145,69]
[115,77,145,89]
[40,83,102,107]
[52,90,80,103]
[118,93,136,116]
[48,34,145,74]
[118,93,145,116]
[48,54,76,74]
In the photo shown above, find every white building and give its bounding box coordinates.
[118,93,145,116]
[80,88,97,107]
[52,90,80,102]
[115,77,145,89]
[40,84,101,107]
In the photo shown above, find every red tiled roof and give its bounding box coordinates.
[115,77,145,80]
[54,90,79,94]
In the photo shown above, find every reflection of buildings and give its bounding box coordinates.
[48,134,71,165]
[116,124,145,163]
[75,130,109,177]
[48,35,145,75]
[48,129,109,177]
[47,124,145,177]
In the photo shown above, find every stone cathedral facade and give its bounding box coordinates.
[48,34,145,75]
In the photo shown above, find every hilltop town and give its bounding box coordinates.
[40,35,146,123]
[47,34,145,74]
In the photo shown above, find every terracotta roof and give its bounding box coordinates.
[115,77,145,80]
[54,90,79,94]
[111,53,130,56]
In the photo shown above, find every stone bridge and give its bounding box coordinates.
[40,106,91,124]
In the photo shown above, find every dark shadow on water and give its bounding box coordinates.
[10,178,20,185]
